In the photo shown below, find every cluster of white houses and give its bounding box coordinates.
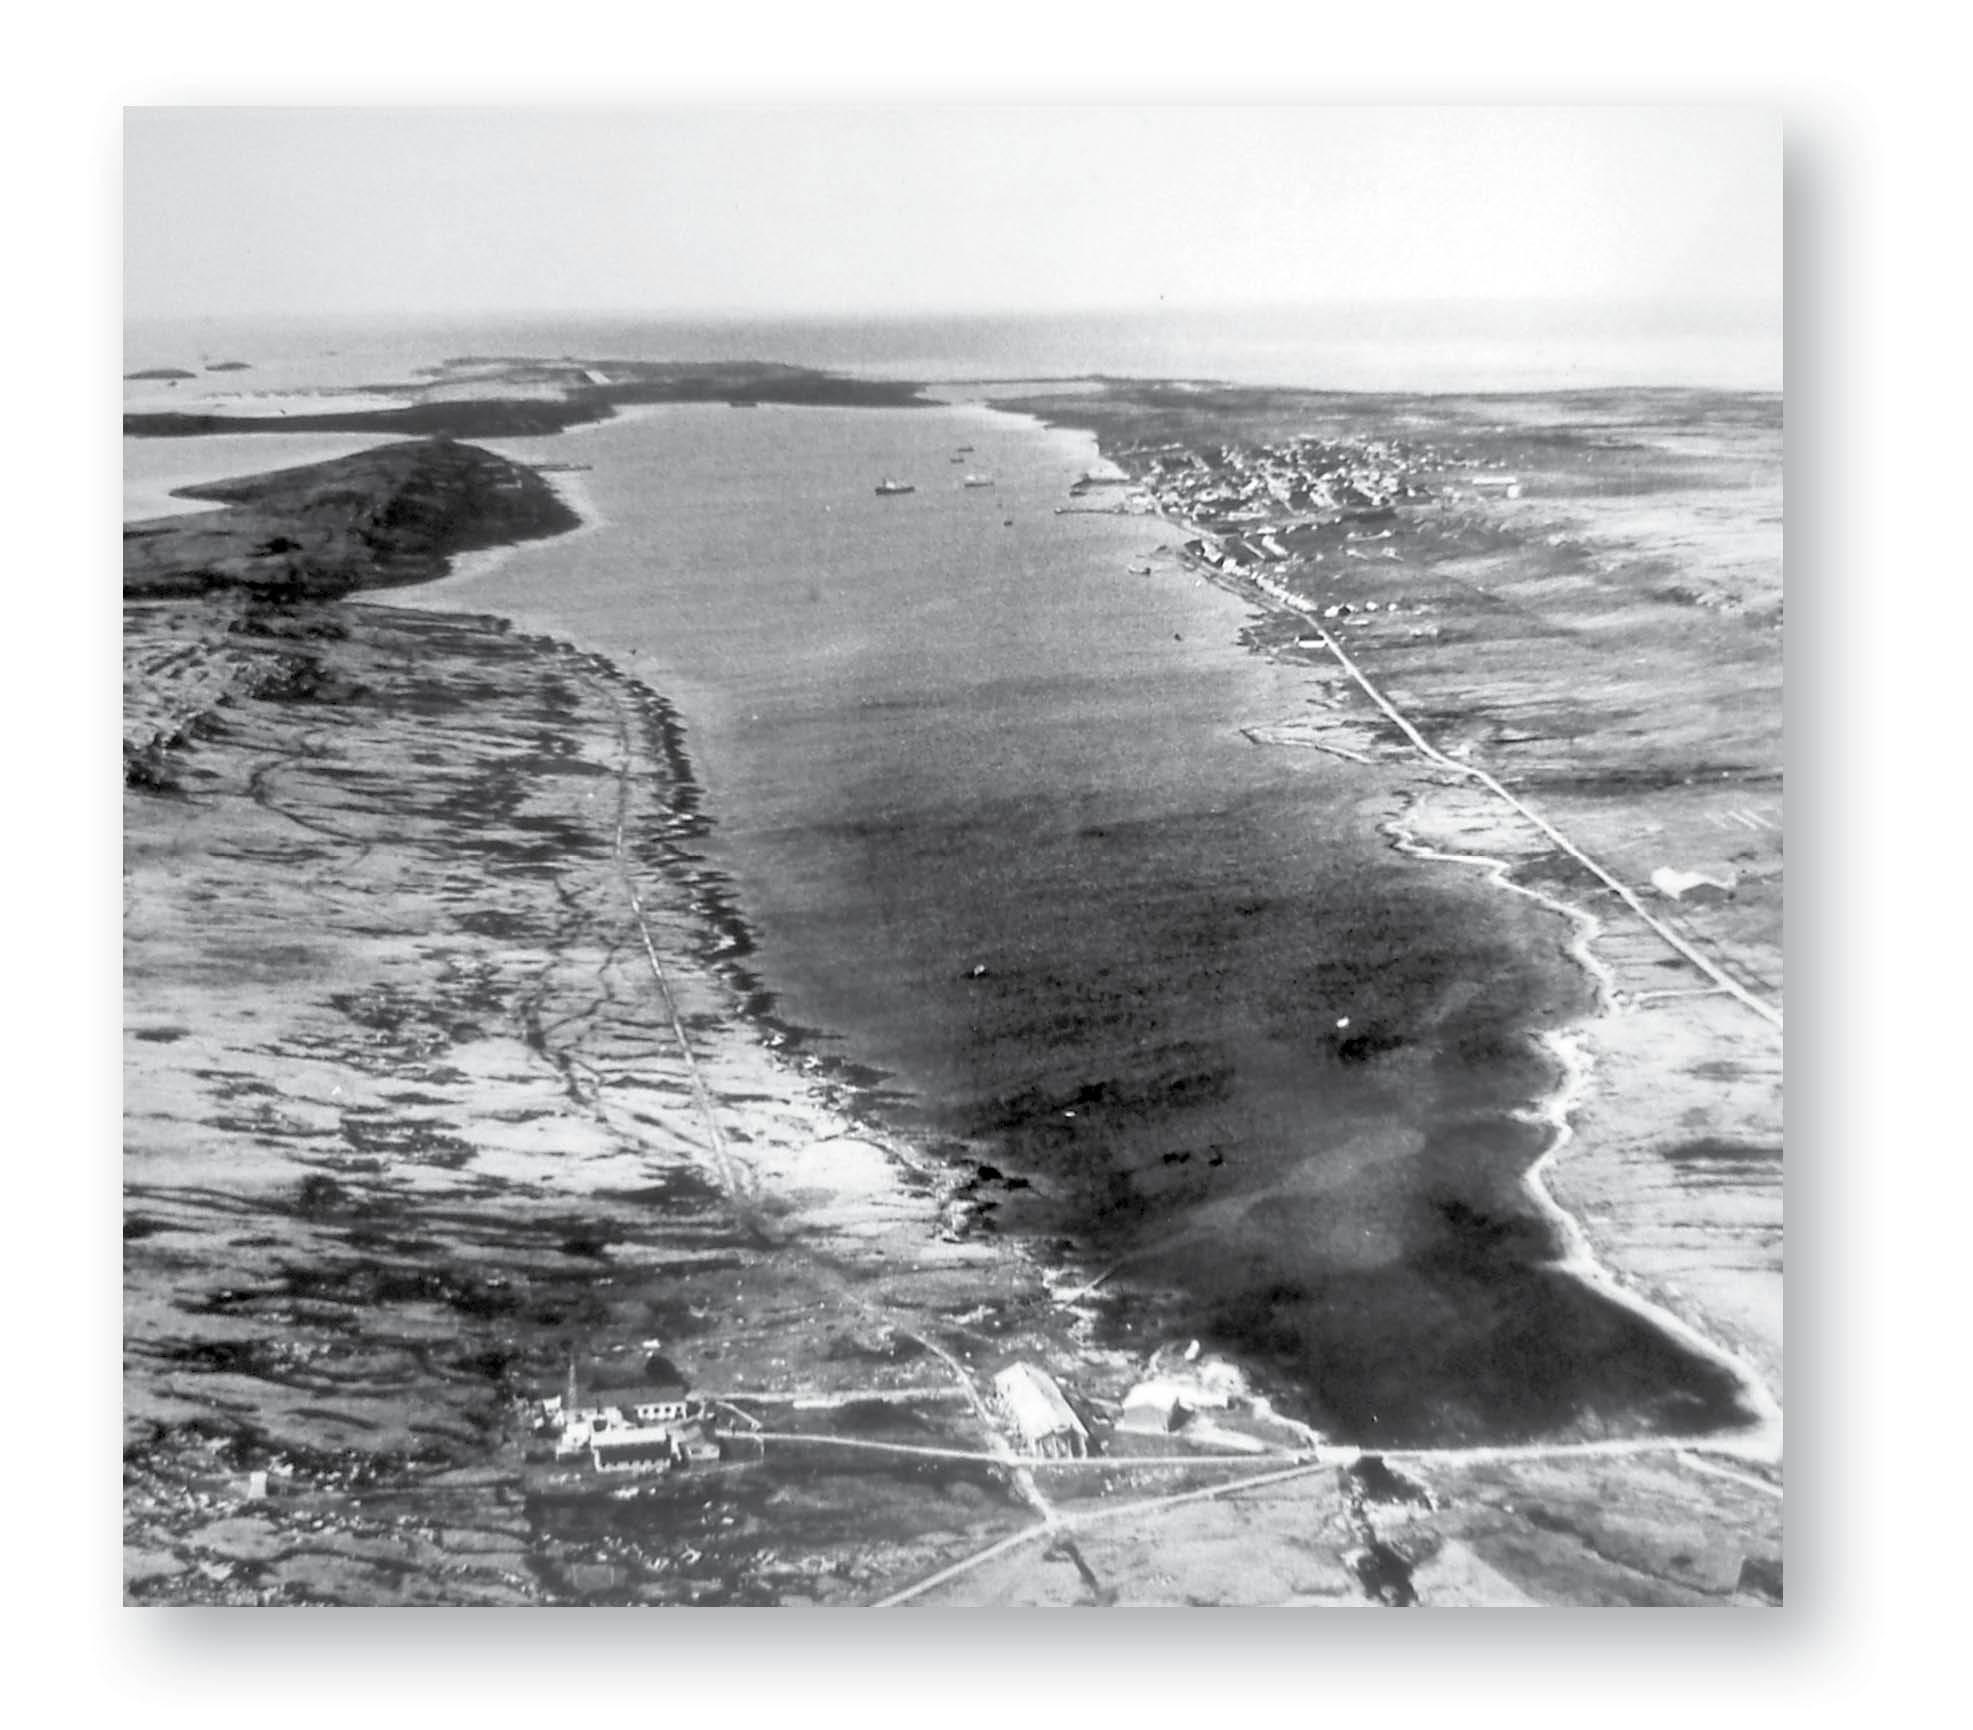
[1133,435,1449,528]
[1121,437,1448,589]
[536,1374,724,1476]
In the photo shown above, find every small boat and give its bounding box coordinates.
[1128,563,1153,576]
[956,444,974,453]
[962,474,994,488]
[875,478,915,496]
[949,455,967,463]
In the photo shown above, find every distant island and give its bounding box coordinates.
[124,355,925,438]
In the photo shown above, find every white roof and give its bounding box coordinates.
[993,1363,1086,1439]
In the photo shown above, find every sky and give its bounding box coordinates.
[124,107,1779,323]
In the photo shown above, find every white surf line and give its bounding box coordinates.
[1080,520,1780,1443]
[606,699,763,1225]
[1291,609,1782,1030]
[1120,504,1781,1455]
[1383,809,1784,1451]
[1160,516,1778,1028]
[1519,1021,1782,1452]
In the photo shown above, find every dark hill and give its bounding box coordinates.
[123,438,581,601]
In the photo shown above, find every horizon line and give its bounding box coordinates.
[125,293,1784,329]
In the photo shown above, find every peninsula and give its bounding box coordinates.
[123,438,581,600]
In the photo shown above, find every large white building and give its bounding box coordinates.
[993,1363,1089,1459]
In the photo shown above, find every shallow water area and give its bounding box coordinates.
[402,397,1756,1444]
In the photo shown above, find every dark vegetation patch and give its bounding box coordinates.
[1334,1025,1407,1064]
[1348,1454,1437,1508]
[825,1331,927,1366]
[1663,1137,1782,1166]
[834,1399,937,1437]
[1526,764,1766,796]
[338,1114,477,1169]
[1737,1555,1783,1604]
[124,440,583,602]
[123,737,186,795]
[1348,1538,1419,1607]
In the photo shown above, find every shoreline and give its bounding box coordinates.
[125,401,1783,1604]
[133,411,1773,1451]
[122,438,582,603]
[1253,561,1780,1446]
[429,605,1000,1234]
[1168,541,1781,1452]
[402,400,1771,1452]
[1020,384,1782,1445]
[123,431,1014,1254]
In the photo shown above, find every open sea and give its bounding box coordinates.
[124,308,1771,1443]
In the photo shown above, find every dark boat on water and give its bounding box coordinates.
[875,478,915,496]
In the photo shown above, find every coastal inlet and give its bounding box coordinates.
[124,401,1780,1604]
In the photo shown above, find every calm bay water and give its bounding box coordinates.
[124,311,1763,1441]
[401,399,1750,1443]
